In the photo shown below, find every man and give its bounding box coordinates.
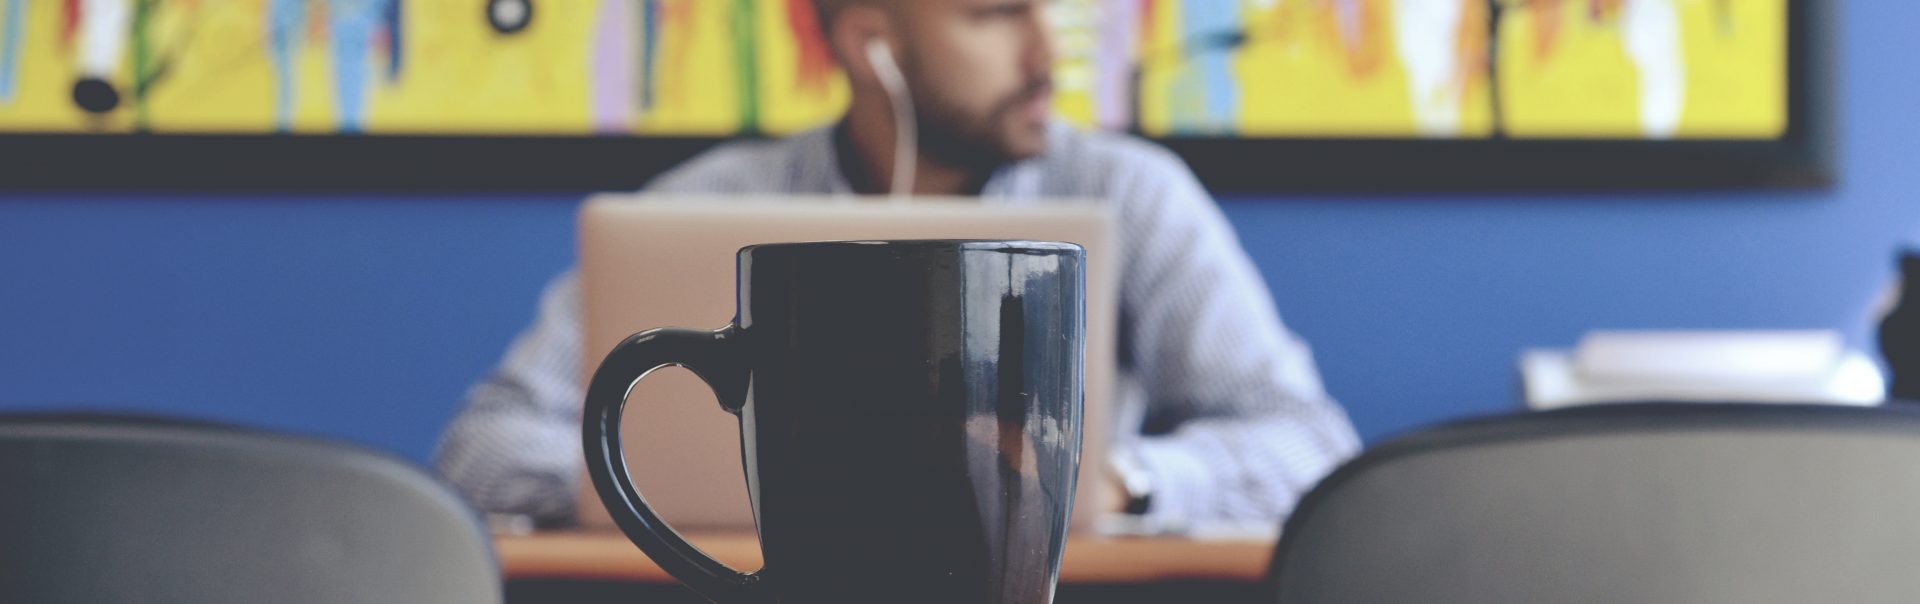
[435,0,1361,530]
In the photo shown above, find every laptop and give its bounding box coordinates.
[575,194,1120,534]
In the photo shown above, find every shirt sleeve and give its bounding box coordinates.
[1115,151,1363,528]
[432,271,586,525]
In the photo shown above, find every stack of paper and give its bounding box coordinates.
[1521,330,1885,410]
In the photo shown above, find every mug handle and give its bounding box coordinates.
[581,325,768,604]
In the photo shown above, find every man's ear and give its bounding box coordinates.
[831,4,896,90]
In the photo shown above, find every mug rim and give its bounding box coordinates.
[739,239,1083,255]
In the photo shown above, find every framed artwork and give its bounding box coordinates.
[0,0,1831,191]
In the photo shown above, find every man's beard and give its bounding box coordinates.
[908,71,1055,172]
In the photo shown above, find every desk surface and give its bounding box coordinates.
[497,531,1274,585]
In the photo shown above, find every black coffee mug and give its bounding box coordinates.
[583,240,1086,604]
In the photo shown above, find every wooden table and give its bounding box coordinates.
[498,530,1274,586]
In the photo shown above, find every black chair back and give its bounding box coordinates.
[1273,404,1920,604]
[0,414,500,603]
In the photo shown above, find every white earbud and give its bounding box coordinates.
[864,38,916,200]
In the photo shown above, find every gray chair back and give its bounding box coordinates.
[1272,403,1920,604]
[0,415,500,604]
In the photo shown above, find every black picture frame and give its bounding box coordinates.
[0,0,1833,194]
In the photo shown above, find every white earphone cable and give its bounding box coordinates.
[865,39,917,201]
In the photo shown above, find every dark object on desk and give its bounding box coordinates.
[1271,403,1920,604]
[583,241,1086,604]
[0,414,500,604]
[1879,250,1920,401]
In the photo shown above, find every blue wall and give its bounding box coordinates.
[2,0,1913,463]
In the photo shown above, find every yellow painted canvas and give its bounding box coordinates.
[1497,0,1788,138]
[0,0,1787,139]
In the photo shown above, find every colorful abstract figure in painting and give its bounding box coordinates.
[0,0,1787,140]
[269,0,402,133]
